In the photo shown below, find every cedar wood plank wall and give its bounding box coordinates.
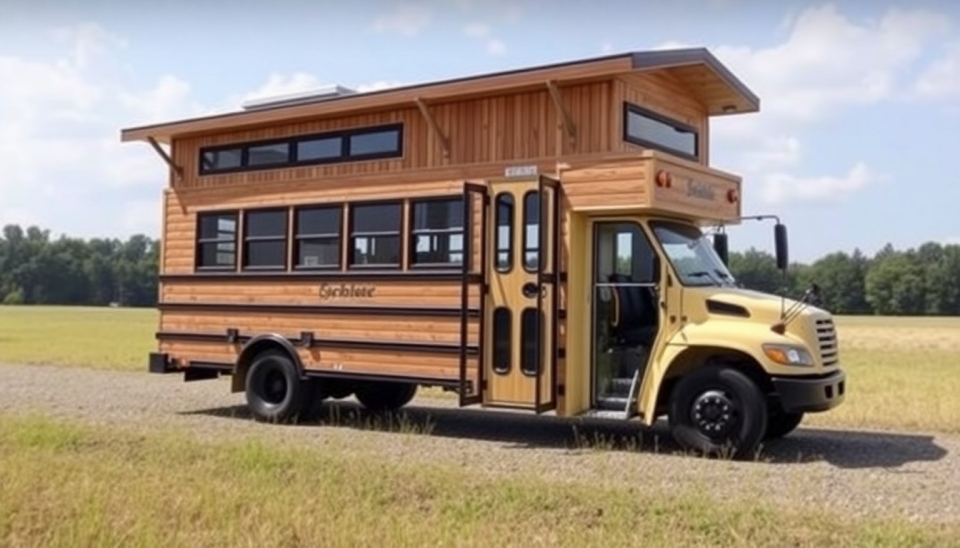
[159,72,708,385]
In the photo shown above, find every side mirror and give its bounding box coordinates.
[713,232,729,266]
[650,254,661,284]
[774,223,789,271]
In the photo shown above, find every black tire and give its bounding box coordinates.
[668,366,768,459]
[354,381,417,412]
[764,404,804,439]
[245,350,313,423]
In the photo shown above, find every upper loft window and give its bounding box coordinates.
[623,103,699,161]
[198,123,403,175]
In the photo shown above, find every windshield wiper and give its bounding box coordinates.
[685,271,721,284]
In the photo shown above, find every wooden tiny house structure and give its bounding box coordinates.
[123,48,845,457]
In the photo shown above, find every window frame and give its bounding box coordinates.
[240,207,289,271]
[622,102,699,162]
[194,210,240,272]
[347,199,404,269]
[521,190,540,274]
[198,122,404,176]
[408,195,466,269]
[293,204,344,271]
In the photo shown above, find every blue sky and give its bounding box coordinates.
[1,0,958,263]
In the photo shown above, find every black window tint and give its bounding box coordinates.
[522,191,539,272]
[243,209,287,269]
[298,138,342,161]
[295,206,341,269]
[196,212,237,269]
[297,206,341,236]
[246,240,286,267]
[245,210,286,238]
[350,202,401,267]
[493,307,511,375]
[198,124,402,175]
[247,143,289,166]
[624,103,698,159]
[410,198,464,266]
[520,308,541,376]
[349,129,400,157]
[201,149,242,172]
[352,203,401,234]
[298,239,340,268]
[495,193,513,272]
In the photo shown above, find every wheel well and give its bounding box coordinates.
[654,346,772,416]
[232,336,303,393]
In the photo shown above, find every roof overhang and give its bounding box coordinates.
[120,47,759,145]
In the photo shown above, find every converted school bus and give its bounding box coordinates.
[121,48,845,458]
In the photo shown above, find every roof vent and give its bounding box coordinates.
[241,85,357,111]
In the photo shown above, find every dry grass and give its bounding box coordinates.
[3,306,959,433]
[804,315,960,434]
[1,412,955,548]
[0,305,156,370]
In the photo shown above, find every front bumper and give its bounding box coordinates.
[771,369,846,413]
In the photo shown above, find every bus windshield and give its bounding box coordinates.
[649,220,736,287]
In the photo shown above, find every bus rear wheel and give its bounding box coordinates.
[354,381,417,412]
[668,366,768,459]
[245,350,313,423]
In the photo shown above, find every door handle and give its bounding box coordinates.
[522,282,548,299]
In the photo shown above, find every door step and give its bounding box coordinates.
[577,409,635,420]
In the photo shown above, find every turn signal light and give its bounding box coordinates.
[727,189,739,203]
[656,170,673,188]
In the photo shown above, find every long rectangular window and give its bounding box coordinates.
[196,211,238,270]
[410,197,464,267]
[243,209,287,270]
[294,205,342,269]
[623,103,698,160]
[349,202,402,267]
[198,123,403,175]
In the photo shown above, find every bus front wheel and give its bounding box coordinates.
[668,366,768,459]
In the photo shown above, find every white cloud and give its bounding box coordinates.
[464,23,490,38]
[706,5,949,206]
[714,5,949,123]
[0,17,416,242]
[485,39,507,56]
[760,162,877,205]
[372,3,431,37]
[915,43,960,97]
[463,22,507,56]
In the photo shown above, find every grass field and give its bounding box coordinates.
[1,413,955,547]
[2,305,959,433]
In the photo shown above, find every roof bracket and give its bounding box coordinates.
[546,80,576,145]
[414,97,451,158]
[147,136,184,181]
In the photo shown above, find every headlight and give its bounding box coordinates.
[762,343,814,366]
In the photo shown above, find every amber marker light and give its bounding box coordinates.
[655,170,673,188]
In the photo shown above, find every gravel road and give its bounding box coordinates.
[1,363,957,524]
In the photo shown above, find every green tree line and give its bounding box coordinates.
[0,224,159,307]
[727,242,960,315]
[2,223,960,315]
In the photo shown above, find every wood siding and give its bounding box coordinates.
[613,72,709,165]
[171,81,618,192]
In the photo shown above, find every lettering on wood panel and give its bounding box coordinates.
[318,283,377,300]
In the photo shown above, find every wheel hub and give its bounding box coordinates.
[263,370,288,404]
[691,389,737,436]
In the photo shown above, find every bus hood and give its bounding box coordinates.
[683,286,828,326]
